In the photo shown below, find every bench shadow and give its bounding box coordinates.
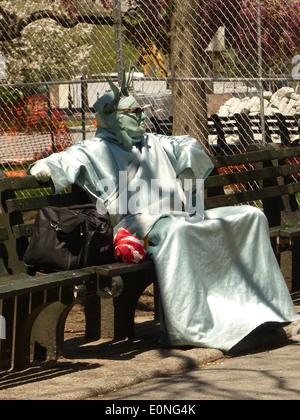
[0,318,160,392]
[104,348,300,401]
[0,361,101,391]
[63,318,161,362]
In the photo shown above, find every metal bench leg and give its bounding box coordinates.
[0,297,15,371]
[16,301,69,369]
[291,237,300,293]
[14,286,75,370]
[85,293,101,341]
[113,269,157,341]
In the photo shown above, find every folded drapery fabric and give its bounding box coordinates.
[29,132,298,351]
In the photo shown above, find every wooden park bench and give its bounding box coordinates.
[0,143,299,371]
[0,174,157,371]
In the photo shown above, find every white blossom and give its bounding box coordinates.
[0,1,96,82]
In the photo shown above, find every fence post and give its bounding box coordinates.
[80,77,88,141]
[113,0,124,85]
[44,77,55,151]
[257,0,266,146]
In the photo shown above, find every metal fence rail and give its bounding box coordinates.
[0,0,299,176]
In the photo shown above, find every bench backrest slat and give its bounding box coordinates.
[288,182,300,195]
[211,146,300,168]
[205,163,300,189]
[0,176,44,192]
[205,146,300,218]
[205,184,290,209]
[5,193,78,213]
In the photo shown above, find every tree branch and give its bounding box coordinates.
[0,5,16,22]
[0,8,116,42]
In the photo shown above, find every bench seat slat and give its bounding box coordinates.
[0,269,92,298]
[94,260,155,276]
[278,225,300,238]
[269,226,280,237]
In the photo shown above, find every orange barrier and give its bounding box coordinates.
[0,93,73,165]
[218,164,255,191]
[3,170,27,177]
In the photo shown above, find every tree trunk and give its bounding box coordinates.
[170,0,212,154]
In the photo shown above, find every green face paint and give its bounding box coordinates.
[93,65,146,148]
[116,95,146,140]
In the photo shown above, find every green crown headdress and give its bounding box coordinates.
[103,63,135,114]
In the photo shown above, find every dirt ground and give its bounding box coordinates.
[64,284,156,342]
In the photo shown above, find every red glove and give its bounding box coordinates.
[114,228,146,263]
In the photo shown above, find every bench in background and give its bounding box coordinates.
[151,113,300,155]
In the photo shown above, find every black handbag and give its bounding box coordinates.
[23,203,114,272]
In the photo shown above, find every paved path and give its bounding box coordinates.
[0,308,299,400]
[98,340,300,401]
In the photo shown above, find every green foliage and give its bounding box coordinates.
[0,88,24,104]
[88,26,143,76]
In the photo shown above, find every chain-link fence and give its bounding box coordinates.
[0,0,300,180]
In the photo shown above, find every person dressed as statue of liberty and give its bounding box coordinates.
[29,66,297,351]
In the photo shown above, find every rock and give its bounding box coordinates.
[264,106,276,116]
[284,104,296,116]
[290,99,300,108]
[291,93,300,101]
[217,87,300,117]
[246,97,261,113]
[218,105,230,117]
[277,97,288,112]
[225,97,242,107]
[270,87,294,104]
[263,91,273,100]
[229,98,244,113]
